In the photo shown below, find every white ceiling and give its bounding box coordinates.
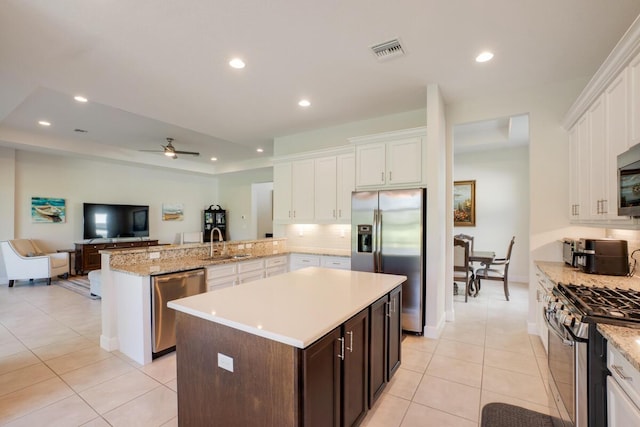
[1,1,639,174]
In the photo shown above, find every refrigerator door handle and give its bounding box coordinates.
[377,211,383,272]
[372,209,378,272]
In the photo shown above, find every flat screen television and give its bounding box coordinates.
[83,203,149,239]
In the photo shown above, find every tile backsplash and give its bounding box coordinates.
[606,229,640,275]
[283,224,351,251]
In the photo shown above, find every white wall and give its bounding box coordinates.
[446,77,589,331]
[0,147,16,281]
[12,151,218,251]
[253,182,273,239]
[454,145,529,282]
[217,168,273,241]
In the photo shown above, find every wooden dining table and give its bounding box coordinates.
[469,250,495,296]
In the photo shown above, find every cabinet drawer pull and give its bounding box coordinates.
[346,331,353,352]
[337,337,345,360]
[612,364,631,380]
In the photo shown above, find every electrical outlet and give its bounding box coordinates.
[149,252,160,259]
[246,243,252,249]
[238,244,245,250]
[218,353,234,372]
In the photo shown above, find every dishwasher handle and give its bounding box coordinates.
[154,269,205,282]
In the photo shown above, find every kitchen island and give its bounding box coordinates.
[168,267,405,427]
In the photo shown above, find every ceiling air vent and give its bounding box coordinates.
[370,38,405,61]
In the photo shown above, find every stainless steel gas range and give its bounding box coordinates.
[544,283,640,427]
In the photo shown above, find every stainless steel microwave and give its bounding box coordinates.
[617,143,640,217]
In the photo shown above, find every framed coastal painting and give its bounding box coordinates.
[31,197,66,223]
[162,203,184,221]
[453,180,475,227]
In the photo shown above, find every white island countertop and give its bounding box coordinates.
[168,267,406,349]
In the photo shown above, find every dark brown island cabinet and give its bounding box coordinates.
[174,285,402,427]
[75,240,158,274]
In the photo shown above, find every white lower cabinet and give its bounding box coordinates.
[206,255,287,290]
[289,254,321,271]
[265,255,288,277]
[321,255,351,270]
[607,345,640,426]
[206,263,238,291]
[290,253,351,271]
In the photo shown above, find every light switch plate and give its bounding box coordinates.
[149,252,160,259]
[218,353,234,372]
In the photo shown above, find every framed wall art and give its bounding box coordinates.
[162,203,184,221]
[453,180,475,227]
[31,197,66,223]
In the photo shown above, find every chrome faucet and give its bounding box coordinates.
[210,227,225,257]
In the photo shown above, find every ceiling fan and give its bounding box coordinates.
[141,137,200,159]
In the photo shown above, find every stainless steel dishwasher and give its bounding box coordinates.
[151,268,205,358]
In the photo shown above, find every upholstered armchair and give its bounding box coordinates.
[1,239,69,287]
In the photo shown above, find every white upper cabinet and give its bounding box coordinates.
[336,153,355,222]
[350,127,426,189]
[273,159,315,222]
[273,148,355,224]
[630,51,640,145]
[588,94,606,219]
[568,65,633,225]
[291,159,315,222]
[314,156,338,221]
[355,143,386,186]
[604,70,630,220]
[273,162,293,222]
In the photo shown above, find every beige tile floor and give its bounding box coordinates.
[0,278,553,426]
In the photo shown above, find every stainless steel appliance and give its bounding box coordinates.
[563,238,578,267]
[617,142,640,217]
[152,268,206,357]
[573,239,629,276]
[543,283,640,426]
[351,188,426,334]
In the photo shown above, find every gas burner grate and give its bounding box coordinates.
[558,283,640,322]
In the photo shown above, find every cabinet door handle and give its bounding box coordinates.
[338,209,342,218]
[288,210,291,218]
[381,171,384,182]
[337,337,345,360]
[602,200,607,214]
[333,209,336,218]
[612,364,631,380]
[346,331,353,352]
[389,171,392,181]
[386,301,391,318]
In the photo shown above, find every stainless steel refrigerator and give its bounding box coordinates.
[351,188,426,334]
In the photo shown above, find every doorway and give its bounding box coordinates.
[252,182,273,239]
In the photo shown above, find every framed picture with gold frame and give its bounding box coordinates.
[454,180,475,226]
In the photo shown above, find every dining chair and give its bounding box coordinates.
[474,236,515,301]
[453,237,474,302]
[454,234,474,253]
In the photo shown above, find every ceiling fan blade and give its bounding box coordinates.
[173,150,200,156]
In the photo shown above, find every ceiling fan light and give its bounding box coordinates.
[165,151,176,157]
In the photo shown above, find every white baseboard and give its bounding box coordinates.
[100,335,119,352]
[527,321,539,336]
[423,313,446,339]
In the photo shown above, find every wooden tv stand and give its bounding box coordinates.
[75,240,159,275]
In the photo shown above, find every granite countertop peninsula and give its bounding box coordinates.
[536,261,640,373]
[105,238,288,276]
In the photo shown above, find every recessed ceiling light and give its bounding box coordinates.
[229,58,245,69]
[298,99,311,107]
[210,157,218,161]
[74,95,88,103]
[38,120,51,126]
[475,51,494,63]
[256,148,264,153]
